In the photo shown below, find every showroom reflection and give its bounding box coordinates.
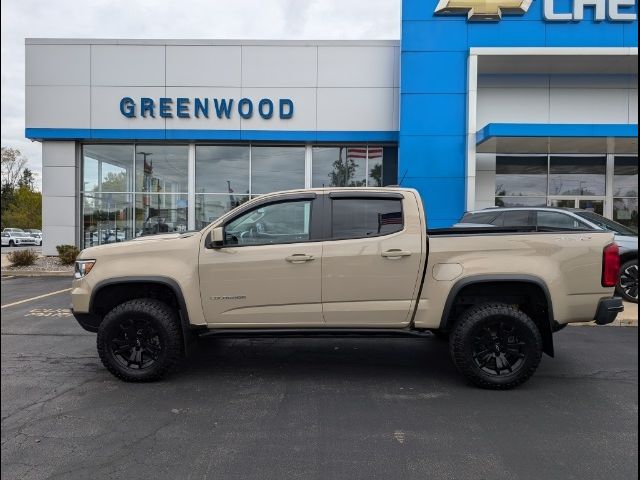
[492,154,638,230]
[81,144,397,247]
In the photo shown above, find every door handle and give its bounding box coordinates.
[285,254,315,263]
[381,249,412,259]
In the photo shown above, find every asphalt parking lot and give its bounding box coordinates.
[1,276,638,480]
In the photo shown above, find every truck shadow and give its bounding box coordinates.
[178,336,461,385]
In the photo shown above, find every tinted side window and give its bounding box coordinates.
[224,200,312,246]
[332,198,403,239]
[537,212,585,229]
[462,212,501,224]
[502,211,532,226]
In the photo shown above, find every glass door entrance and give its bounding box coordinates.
[548,197,605,215]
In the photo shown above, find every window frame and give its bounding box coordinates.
[218,193,323,248]
[325,193,406,241]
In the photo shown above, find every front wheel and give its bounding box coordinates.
[449,304,543,390]
[8,240,14,247]
[97,299,182,382]
[616,260,638,303]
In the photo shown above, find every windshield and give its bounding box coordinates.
[575,211,638,236]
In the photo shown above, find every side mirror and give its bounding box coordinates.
[206,227,224,249]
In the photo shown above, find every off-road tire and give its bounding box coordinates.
[449,303,543,390]
[97,298,182,382]
[616,259,638,304]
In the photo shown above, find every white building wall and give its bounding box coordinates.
[25,39,400,134]
[26,39,400,250]
[475,73,638,208]
[41,142,78,255]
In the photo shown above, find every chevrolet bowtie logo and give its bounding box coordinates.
[434,0,533,20]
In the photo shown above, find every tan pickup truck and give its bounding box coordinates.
[71,188,624,389]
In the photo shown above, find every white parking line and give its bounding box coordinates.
[1,288,72,309]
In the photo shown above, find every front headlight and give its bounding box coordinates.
[74,260,96,279]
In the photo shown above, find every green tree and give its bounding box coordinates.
[1,147,28,219]
[17,168,35,190]
[2,186,42,229]
[95,171,127,192]
[369,163,382,187]
[328,147,366,187]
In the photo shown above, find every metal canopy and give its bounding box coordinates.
[476,123,639,154]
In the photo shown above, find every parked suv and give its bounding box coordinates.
[458,207,638,303]
[24,229,43,246]
[1,231,38,247]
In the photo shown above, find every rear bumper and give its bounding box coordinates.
[593,297,624,325]
[71,309,101,333]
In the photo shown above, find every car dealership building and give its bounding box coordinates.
[25,0,638,254]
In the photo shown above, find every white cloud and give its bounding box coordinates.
[0,0,400,190]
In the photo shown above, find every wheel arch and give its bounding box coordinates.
[439,275,555,357]
[620,251,638,265]
[89,276,195,356]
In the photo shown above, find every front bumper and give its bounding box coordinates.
[593,297,624,325]
[71,309,101,333]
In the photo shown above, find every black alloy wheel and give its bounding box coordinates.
[617,260,638,303]
[471,320,526,376]
[109,317,161,370]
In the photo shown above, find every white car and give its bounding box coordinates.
[24,229,43,246]
[1,231,38,247]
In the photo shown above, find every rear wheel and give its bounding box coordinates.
[616,259,638,303]
[449,303,543,390]
[97,299,182,382]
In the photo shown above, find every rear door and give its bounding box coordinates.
[321,192,424,327]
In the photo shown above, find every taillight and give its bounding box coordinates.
[602,243,620,288]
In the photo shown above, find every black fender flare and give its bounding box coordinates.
[90,276,196,356]
[439,274,555,357]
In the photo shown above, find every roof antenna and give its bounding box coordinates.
[398,169,408,187]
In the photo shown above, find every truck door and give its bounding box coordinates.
[321,192,424,326]
[198,194,324,326]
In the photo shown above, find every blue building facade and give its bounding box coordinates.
[399,0,638,226]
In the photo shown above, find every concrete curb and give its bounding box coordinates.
[569,319,638,327]
[1,270,73,277]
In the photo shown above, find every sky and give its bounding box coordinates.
[1,0,400,189]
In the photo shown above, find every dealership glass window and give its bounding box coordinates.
[83,144,133,192]
[367,146,385,187]
[613,156,638,197]
[82,193,133,246]
[195,145,250,195]
[549,156,606,196]
[495,156,547,196]
[251,146,305,194]
[312,146,368,187]
[613,156,638,231]
[135,194,188,236]
[195,194,250,229]
[135,145,188,193]
[495,197,546,208]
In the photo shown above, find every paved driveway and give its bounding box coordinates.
[1,276,638,480]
